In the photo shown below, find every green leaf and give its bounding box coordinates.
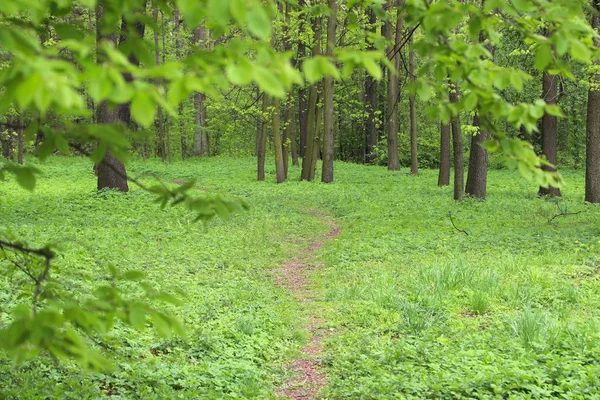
[15,167,37,191]
[16,72,43,109]
[226,63,253,85]
[131,91,156,128]
[535,44,552,71]
[247,6,271,39]
[570,40,591,63]
[253,67,285,97]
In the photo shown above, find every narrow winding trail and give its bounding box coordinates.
[274,215,340,400]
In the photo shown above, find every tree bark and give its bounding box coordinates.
[364,9,378,161]
[310,100,323,179]
[386,3,402,171]
[161,11,171,163]
[301,16,322,181]
[538,71,561,197]
[409,35,418,175]
[465,114,489,199]
[273,98,286,183]
[586,0,600,203]
[174,9,186,160]
[449,85,464,200]
[438,122,451,186]
[17,115,24,165]
[322,0,337,183]
[153,6,165,161]
[95,3,128,192]
[193,26,209,156]
[465,31,492,199]
[257,94,268,181]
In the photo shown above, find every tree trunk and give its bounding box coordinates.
[301,16,322,181]
[174,9,186,160]
[17,116,24,165]
[296,0,308,158]
[538,71,561,197]
[465,114,489,199]
[449,86,464,200]
[273,98,286,183]
[586,0,600,203]
[322,0,337,183]
[161,11,171,163]
[257,94,268,181]
[386,3,402,171]
[465,30,493,199]
[409,35,418,175]
[310,100,323,180]
[95,4,129,192]
[193,26,209,156]
[153,6,165,161]
[438,122,451,186]
[364,9,378,161]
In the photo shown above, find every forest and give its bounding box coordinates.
[1,0,600,398]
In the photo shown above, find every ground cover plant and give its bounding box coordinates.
[1,156,599,398]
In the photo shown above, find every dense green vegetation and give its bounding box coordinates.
[2,157,599,398]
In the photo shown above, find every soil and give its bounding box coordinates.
[274,217,340,400]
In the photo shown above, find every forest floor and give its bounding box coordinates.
[2,156,600,399]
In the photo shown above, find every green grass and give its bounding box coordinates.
[2,156,600,399]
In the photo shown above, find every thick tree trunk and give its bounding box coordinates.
[466,30,493,199]
[193,26,209,157]
[449,86,464,200]
[257,94,268,181]
[409,36,418,175]
[364,9,378,161]
[438,122,451,186]
[273,98,286,183]
[538,71,561,197]
[322,0,337,183]
[386,4,402,171]
[465,114,489,199]
[95,4,128,192]
[586,0,600,203]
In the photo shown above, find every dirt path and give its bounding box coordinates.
[274,216,340,400]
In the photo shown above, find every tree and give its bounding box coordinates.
[385,2,402,171]
[449,84,464,201]
[438,122,451,186]
[174,8,186,160]
[257,94,269,181]
[409,35,418,176]
[365,9,379,161]
[586,0,600,203]
[153,6,166,162]
[322,0,337,183]
[465,114,489,199]
[192,25,209,157]
[301,16,322,182]
[538,70,561,197]
[273,97,286,183]
[465,32,493,200]
[96,3,129,193]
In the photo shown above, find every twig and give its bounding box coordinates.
[548,202,583,224]
[448,212,469,236]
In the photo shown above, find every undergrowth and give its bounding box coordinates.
[1,156,600,398]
